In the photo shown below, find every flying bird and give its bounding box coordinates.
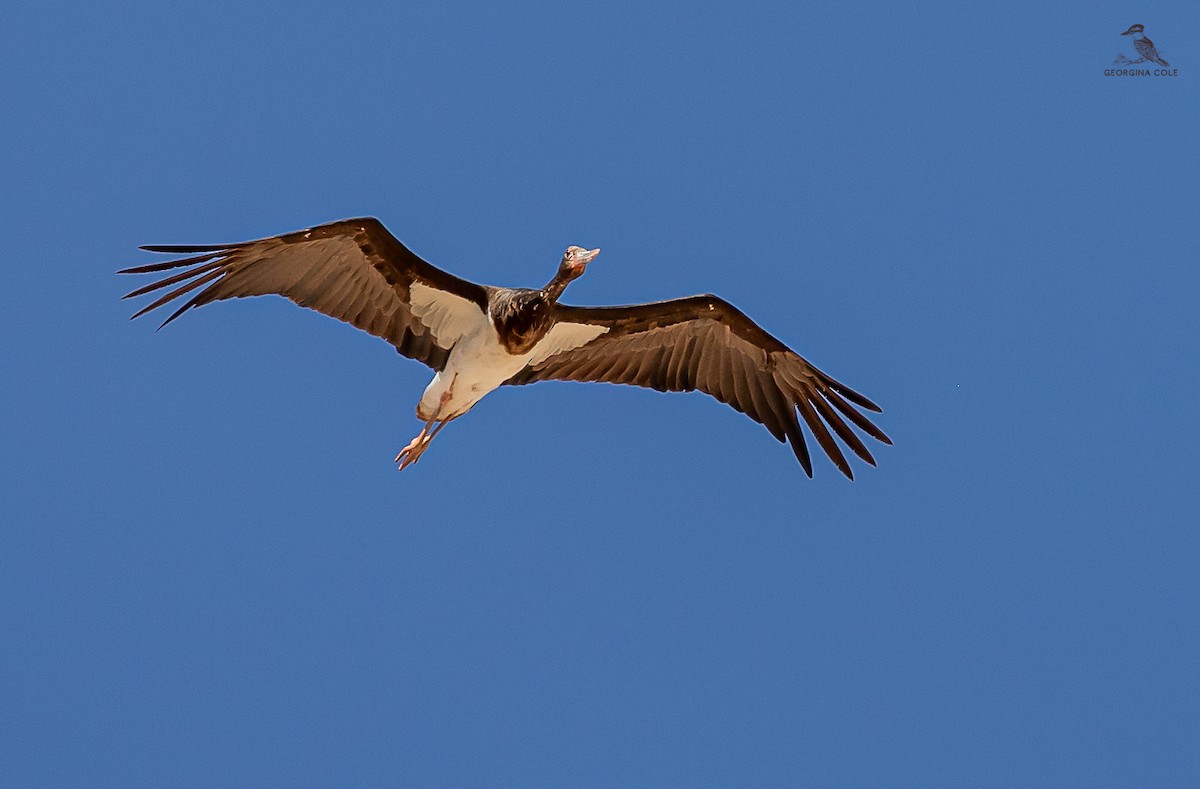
[1121,24,1169,66]
[120,218,890,477]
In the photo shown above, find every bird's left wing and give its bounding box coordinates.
[119,217,489,371]
[505,295,890,478]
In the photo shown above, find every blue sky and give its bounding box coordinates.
[2,1,1198,786]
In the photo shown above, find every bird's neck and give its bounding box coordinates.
[541,272,573,303]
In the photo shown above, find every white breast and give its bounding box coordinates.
[416,318,609,421]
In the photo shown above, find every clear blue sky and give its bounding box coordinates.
[2,1,1197,786]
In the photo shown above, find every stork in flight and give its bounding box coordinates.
[120,218,891,477]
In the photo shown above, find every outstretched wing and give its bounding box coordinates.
[506,295,891,478]
[119,217,489,371]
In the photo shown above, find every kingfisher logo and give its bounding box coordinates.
[1107,23,1178,76]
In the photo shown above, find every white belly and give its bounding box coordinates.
[414,311,610,422]
[417,324,530,420]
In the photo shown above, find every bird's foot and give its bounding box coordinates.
[394,387,457,472]
[395,433,432,471]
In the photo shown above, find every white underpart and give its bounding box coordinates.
[417,315,609,421]
[409,281,485,347]
[527,321,611,367]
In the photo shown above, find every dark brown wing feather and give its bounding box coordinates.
[119,217,488,371]
[505,295,890,478]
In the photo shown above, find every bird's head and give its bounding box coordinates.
[1121,24,1144,36]
[561,245,600,277]
[545,245,600,301]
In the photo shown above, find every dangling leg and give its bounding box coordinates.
[395,414,459,471]
[395,376,458,471]
[424,415,457,444]
[394,414,437,468]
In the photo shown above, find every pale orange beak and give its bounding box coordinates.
[569,247,600,271]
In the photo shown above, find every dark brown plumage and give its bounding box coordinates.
[506,297,890,478]
[489,289,556,355]
[120,217,890,477]
[122,218,486,371]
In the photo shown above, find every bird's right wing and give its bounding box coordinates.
[119,217,490,371]
[507,295,890,478]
